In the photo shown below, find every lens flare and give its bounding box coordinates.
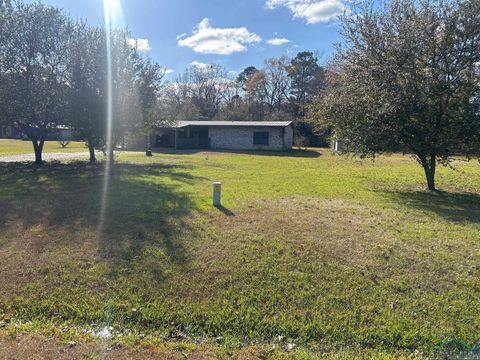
[98,0,125,245]
[97,0,126,346]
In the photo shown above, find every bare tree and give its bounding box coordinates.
[161,63,233,121]
[186,63,230,120]
[263,56,291,111]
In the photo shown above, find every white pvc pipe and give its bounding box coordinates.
[213,182,221,206]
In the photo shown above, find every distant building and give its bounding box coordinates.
[0,125,24,139]
[0,125,73,140]
[150,120,294,151]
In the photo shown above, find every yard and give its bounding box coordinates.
[0,141,479,359]
[0,139,87,157]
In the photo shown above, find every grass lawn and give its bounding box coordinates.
[0,139,87,156]
[0,144,479,358]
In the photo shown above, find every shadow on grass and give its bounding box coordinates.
[0,161,204,265]
[384,190,480,224]
[214,205,235,216]
[148,147,322,158]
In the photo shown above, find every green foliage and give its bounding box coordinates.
[0,1,74,163]
[67,24,106,160]
[0,2,166,163]
[287,51,324,118]
[311,0,480,190]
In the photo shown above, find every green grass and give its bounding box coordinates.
[0,143,479,358]
[0,139,87,156]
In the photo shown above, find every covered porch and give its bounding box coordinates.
[153,125,209,149]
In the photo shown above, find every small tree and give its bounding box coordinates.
[311,0,480,190]
[0,1,74,164]
[135,58,166,155]
[68,24,106,162]
[57,140,70,148]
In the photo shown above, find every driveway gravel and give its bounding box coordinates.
[0,152,91,163]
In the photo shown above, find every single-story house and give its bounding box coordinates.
[152,120,294,151]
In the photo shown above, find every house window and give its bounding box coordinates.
[253,131,269,146]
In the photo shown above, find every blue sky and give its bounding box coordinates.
[30,0,346,78]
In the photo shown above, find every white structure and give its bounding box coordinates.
[333,140,345,152]
[213,182,222,206]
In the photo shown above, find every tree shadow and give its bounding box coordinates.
[149,148,322,158]
[383,190,480,224]
[0,161,204,266]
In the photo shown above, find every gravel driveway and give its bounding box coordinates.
[0,152,91,163]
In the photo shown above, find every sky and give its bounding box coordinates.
[28,0,347,79]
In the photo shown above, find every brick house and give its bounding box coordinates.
[152,120,294,151]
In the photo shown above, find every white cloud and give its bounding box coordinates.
[190,61,212,69]
[266,0,346,24]
[178,18,261,55]
[267,37,291,46]
[165,69,174,74]
[176,33,187,40]
[128,38,151,51]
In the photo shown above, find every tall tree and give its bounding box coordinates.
[0,0,12,126]
[0,1,74,164]
[246,70,268,120]
[236,66,259,91]
[263,56,291,111]
[311,0,480,190]
[187,63,229,120]
[135,57,166,154]
[287,51,324,117]
[68,24,106,162]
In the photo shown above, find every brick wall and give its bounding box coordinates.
[209,125,293,151]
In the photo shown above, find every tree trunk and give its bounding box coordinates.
[108,146,114,163]
[32,139,44,165]
[88,142,96,162]
[419,153,436,191]
[146,134,152,156]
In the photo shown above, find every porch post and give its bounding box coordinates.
[174,128,177,150]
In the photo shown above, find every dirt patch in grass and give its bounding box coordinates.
[0,334,224,360]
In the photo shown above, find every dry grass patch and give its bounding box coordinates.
[207,197,390,270]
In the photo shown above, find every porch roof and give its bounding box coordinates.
[172,120,292,128]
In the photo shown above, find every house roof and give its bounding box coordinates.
[173,120,293,128]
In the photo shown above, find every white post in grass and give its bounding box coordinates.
[213,182,221,206]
